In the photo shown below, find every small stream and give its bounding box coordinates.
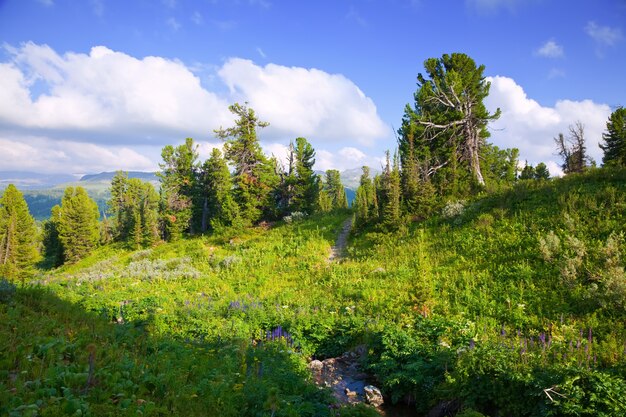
[309,348,420,417]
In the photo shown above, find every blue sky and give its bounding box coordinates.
[0,0,624,176]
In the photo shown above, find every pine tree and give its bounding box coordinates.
[534,162,550,180]
[354,166,378,226]
[275,141,298,216]
[316,180,332,213]
[293,137,319,214]
[600,107,626,167]
[42,205,63,267]
[107,173,160,247]
[158,138,198,240]
[215,103,278,224]
[201,148,240,230]
[57,187,100,264]
[324,170,348,210]
[555,122,591,174]
[380,151,402,229]
[519,161,535,180]
[0,184,40,280]
[399,53,500,198]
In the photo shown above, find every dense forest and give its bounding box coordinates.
[1,53,626,417]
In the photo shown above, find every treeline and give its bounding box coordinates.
[353,53,626,230]
[0,103,349,274]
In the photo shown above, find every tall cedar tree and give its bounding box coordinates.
[354,166,378,226]
[108,172,160,248]
[379,151,402,229]
[276,141,298,215]
[0,184,40,280]
[399,53,500,193]
[555,121,592,174]
[292,137,319,214]
[215,103,278,224]
[316,180,333,213]
[200,148,240,231]
[324,170,348,210]
[600,107,626,167]
[42,205,63,267]
[158,138,198,240]
[56,187,100,264]
[534,162,550,180]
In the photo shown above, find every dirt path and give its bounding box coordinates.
[328,217,353,261]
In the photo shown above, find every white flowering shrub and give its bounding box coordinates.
[283,211,307,224]
[441,200,466,219]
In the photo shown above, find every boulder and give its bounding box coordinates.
[363,385,384,407]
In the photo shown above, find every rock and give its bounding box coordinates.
[345,388,357,397]
[364,385,384,407]
[309,360,324,372]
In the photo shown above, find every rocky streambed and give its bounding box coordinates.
[308,346,423,416]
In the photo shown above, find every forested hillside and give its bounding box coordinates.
[1,169,626,416]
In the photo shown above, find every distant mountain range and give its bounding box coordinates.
[0,168,379,220]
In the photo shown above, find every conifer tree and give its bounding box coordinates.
[42,205,63,267]
[275,141,298,216]
[324,170,348,210]
[534,162,550,180]
[354,166,378,226]
[292,137,319,214]
[158,138,198,240]
[380,152,402,229]
[519,161,535,180]
[555,122,592,174]
[108,172,160,247]
[57,187,100,264]
[316,180,333,213]
[201,148,240,230]
[399,53,500,195]
[600,107,626,167]
[215,103,278,224]
[0,184,40,280]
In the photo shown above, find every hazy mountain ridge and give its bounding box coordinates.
[2,169,370,220]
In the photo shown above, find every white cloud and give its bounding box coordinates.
[315,147,383,172]
[486,76,611,175]
[0,42,231,143]
[536,40,564,58]
[0,135,156,174]
[218,58,390,146]
[0,43,390,174]
[585,21,623,47]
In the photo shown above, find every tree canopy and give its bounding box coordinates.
[0,184,40,280]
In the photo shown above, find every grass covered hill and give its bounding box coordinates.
[2,168,626,416]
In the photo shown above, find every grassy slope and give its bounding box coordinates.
[2,169,626,416]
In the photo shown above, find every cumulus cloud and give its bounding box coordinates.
[536,40,564,58]
[0,42,232,144]
[0,135,156,174]
[315,147,383,172]
[218,58,390,145]
[0,43,390,174]
[486,76,611,175]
